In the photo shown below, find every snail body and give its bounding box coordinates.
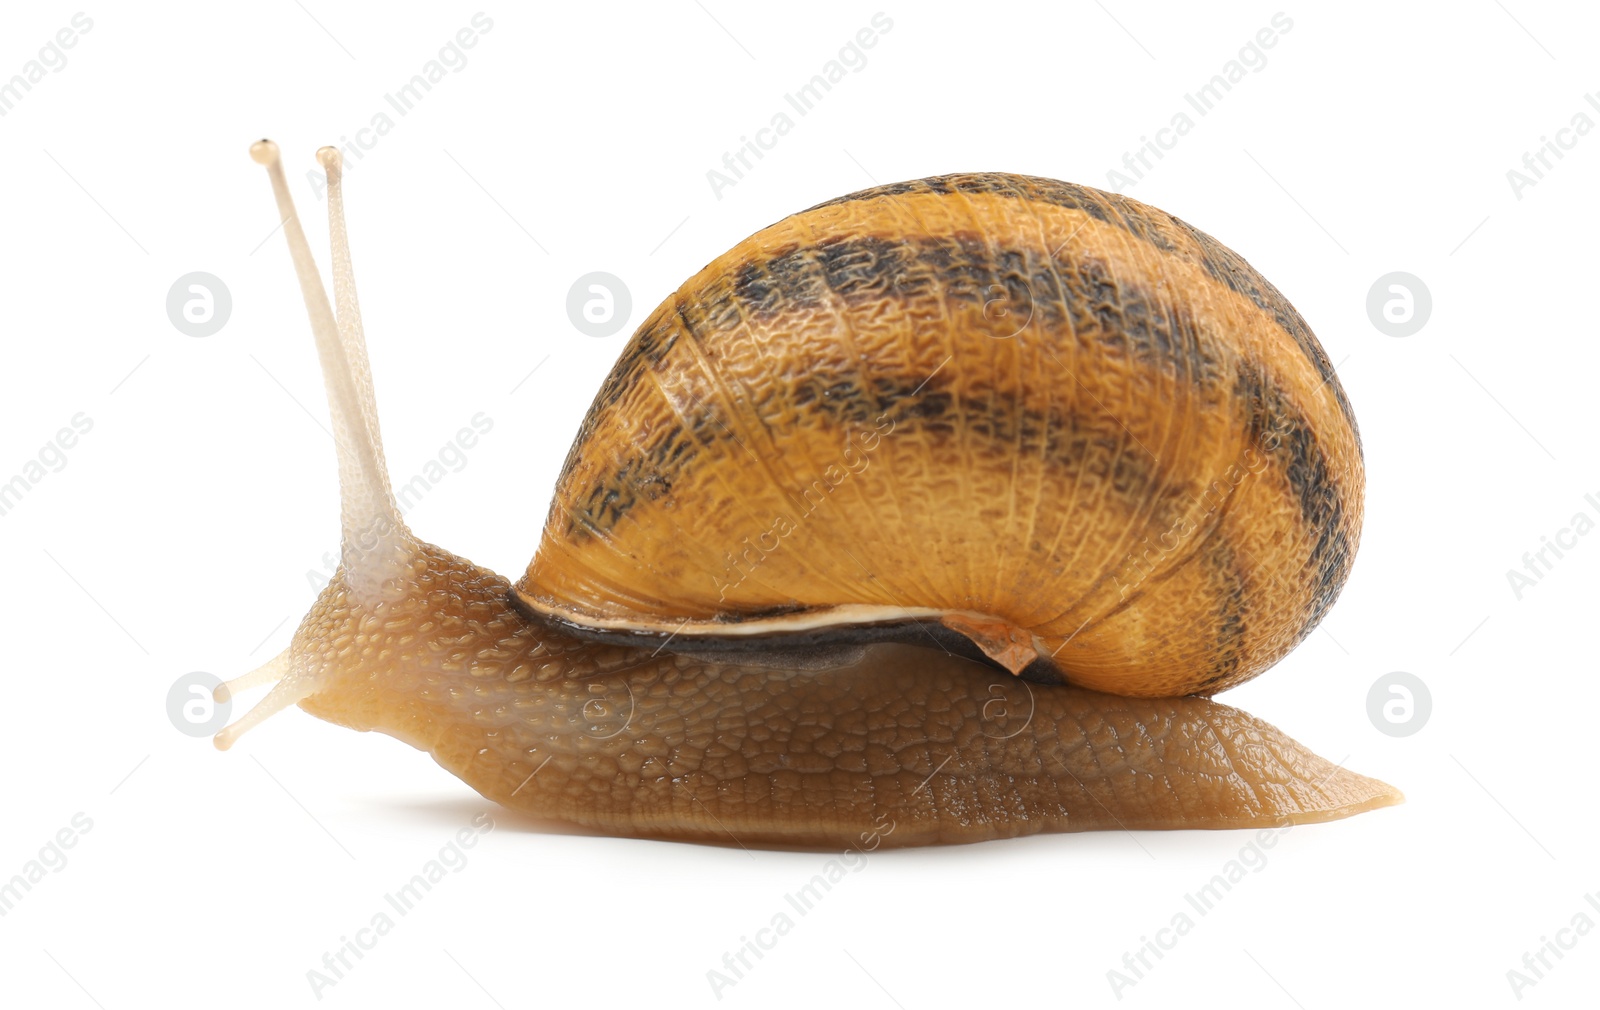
[212,142,1398,847]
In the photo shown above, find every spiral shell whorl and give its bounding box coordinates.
[517,173,1362,698]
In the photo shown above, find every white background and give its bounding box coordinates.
[1,1,1596,1007]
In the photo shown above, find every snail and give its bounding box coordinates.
[213,140,1400,848]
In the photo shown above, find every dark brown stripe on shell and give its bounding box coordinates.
[1197,533,1247,692]
[805,172,1358,438]
[554,230,1226,542]
[1233,361,1354,640]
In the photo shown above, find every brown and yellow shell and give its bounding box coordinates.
[513,172,1363,699]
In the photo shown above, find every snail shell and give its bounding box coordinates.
[516,173,1363,698]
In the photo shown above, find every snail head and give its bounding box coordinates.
[212,141,530,751]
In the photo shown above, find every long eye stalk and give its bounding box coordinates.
[249,139,409,593]
[214,140,412,749]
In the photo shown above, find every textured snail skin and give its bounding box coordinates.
[517,173,1363,699]
[221,148,1398,846]
[292,540,1399,848]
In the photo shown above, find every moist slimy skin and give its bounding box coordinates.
[210,142,1397,848]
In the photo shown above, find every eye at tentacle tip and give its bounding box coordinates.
[249,138,278,165]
